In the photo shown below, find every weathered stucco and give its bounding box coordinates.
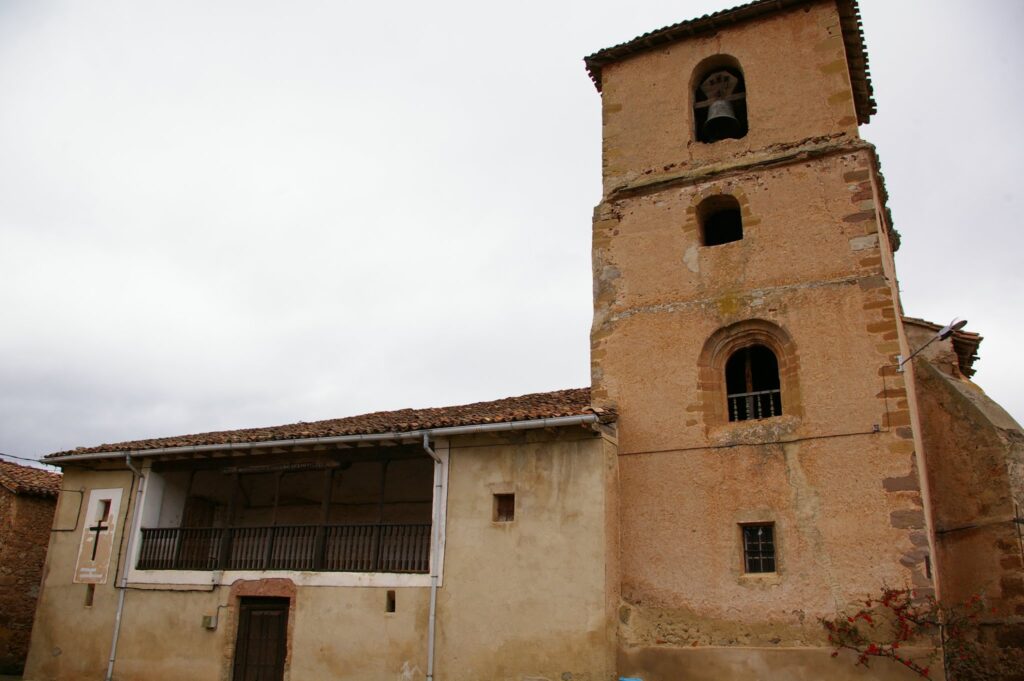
[24,428,616,681]
[592,1,933,677]
[907,324,1024,677]
[599,2,860,193]
[437,430,618,680]
[24,1,1023,679]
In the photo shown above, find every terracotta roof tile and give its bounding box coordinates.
[0,460,62,497]
[47,388,608,459]
[584,0,876,124]
[902,316,983,378]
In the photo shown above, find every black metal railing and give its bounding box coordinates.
[137,523,431,573]
[728,388,782,422]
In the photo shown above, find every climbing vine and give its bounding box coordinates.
[821,587,986,679]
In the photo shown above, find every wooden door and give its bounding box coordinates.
[233,597,289,681]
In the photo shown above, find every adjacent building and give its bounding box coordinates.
[23,0,1024,679]
[0,460,61,675]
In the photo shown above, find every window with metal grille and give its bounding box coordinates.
[741,523,776,573]
[725,344,782,421]
[493,493,515,522]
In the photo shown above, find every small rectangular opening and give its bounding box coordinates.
[85,583,95,607]
[493,493,515,522]
[386,590,396,613]
[741,523,776,573]
[98,499,112,521]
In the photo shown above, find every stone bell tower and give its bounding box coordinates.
[585,0,939,678]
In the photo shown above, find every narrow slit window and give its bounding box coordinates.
[98,499,112,521]
[386,590,396,613]
[742,523,776,573]
[726,344,782,421]
[698,195,743,246]
[493,493,515,522]
[85,583,95,607]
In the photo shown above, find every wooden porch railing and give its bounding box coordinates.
[137,523,431,573]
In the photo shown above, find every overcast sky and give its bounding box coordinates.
[2,0,1022,464]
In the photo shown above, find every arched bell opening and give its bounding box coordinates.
[692,55,748,143]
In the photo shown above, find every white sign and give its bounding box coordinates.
[73,488,123,584]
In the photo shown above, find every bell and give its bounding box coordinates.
[703,99,741,141]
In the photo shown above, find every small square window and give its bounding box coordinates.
[493,493,515,522]
[741,523,776,573]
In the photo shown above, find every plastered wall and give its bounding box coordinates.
[24,468,134,680]
[907,328,1024,677]
[598,1,860,193]
[438,430,618,680]
[24,429,615,681]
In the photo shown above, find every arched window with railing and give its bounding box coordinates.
[725,344,782,421]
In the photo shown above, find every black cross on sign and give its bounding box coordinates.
[88,518,108,561]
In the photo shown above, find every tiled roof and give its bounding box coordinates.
[0,460,62,497]
[584,0,876,125]
[902,317,983,379]
[47,388,608,459]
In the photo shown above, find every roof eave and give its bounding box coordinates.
[583,0,875,124]
[0,479,60,498]
[45,413,608,465]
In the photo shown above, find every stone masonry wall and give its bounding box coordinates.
[0,490,57,674]
[591,2,935,677]
[908,329,1024,679]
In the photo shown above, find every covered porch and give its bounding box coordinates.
[135,446,435,574]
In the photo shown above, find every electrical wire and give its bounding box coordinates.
[0,451,59,467]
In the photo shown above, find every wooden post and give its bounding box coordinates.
[313,468,334,570]
[374,460,390,570]
[378,460,389,523]
[218,474,240,570]
[262,472,281,570]
[171,470,196,569]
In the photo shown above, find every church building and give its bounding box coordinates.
[24,0,1023,679]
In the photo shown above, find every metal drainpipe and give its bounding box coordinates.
[422,434,443,681]
[106,452,146,681]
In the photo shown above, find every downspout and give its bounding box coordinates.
[106,451,146,681]
[422,433,443,681]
